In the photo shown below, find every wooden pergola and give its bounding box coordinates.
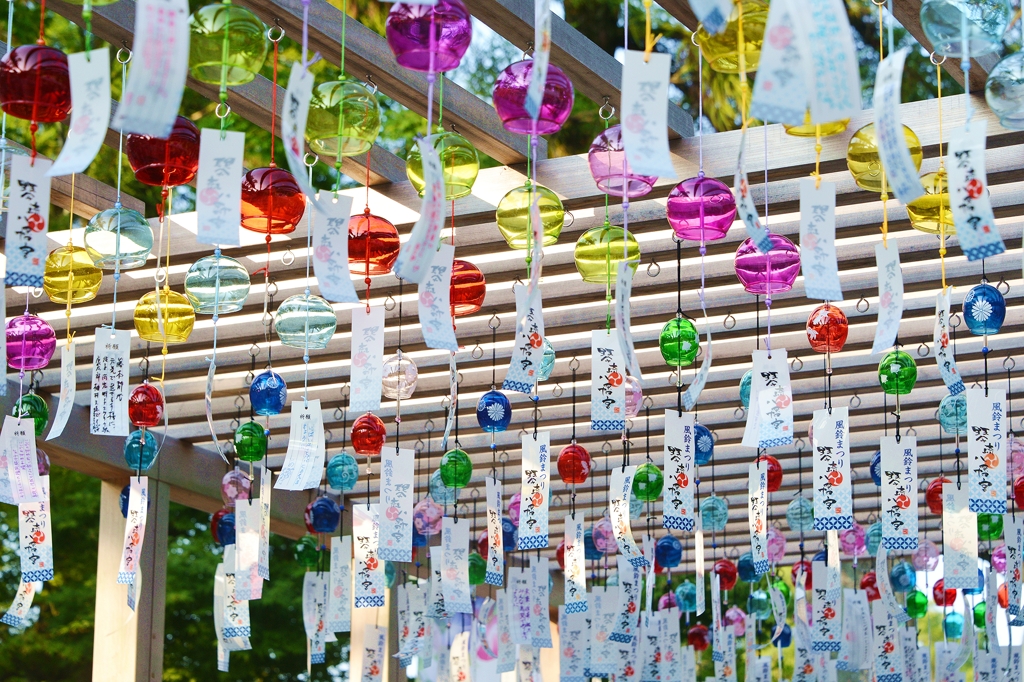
[5,0,1023,679]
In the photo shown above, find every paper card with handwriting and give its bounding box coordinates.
[525,0,552,121]
[749,0,809,124]
[90,328,131,437]
[441,516,472,613]
[811,560,841,650]
[792,616,816,682]
[811,407,853,531]
[233,499,262,601]
[223,553,252,640]
[967,388,1006,513]
[258,465,271,580]
[6,156,52,287]
[377,447,414,562]
[682,322,712,410]
[0,580,36,626]
[275,399,325,491]
[799,179,842,301]
[418,243,459,352]
[19,475,53,582]
[798,0,862,124]
[614,260,644,380]
[2,415,43,504]
[496,589,517,672]
[747,462,769,575]
[49,49,111,176]
[660,608,681,682]
[564,512,587,613]
[663,410,696,531]
[1008,515,1024,623]
[836,589,870,671]
[695,515,705,615]
[769,585,787,639]
[509,566,532,645]
[353,504,385,608]
[934,291,965,395]
[117,477,148,584]
[610,555,642,643]
[312,193,359,303]
[361,624,387,682]
[281,63,328,212]
[755,350,793,448]
[872,599,905,682]
[871,241,904,355]
[398,583,425,664]
[504,284,546,394]
[112,0,189,137]
[560,605,590,682]
[622,51,676,179]
[639,611,662,682]
[880,436,918,550]
[872,48,924,204]
[530,558,553,648]
[484,476,505,585]
[518,431,551,550]
[949,120,1003,261]
[591,330,626,431]
[350,307,385,412]
[875,545,909,624]
[450,631,471,682]
[610,465,647,567]
[46,343,76,441]
[589,586,617,676]
[395,136,445,284]
[195,128,243,246]
[942,483,978,589]
[425,552,447,619]
[327,535,352,632]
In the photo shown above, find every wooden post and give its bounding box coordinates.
[92,479,170,682]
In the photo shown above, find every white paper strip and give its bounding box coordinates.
[743,350,794,449]
[90,328,131,437]
[2,415,43,504]
[426,553,447,619]
[564,512,587,613]
[682,322,712,411]
[875,545,910,624]
[792,614,815,682]
[1008,515,1024,622]
[872,600,905,682]
[825,529,841,603]
[799,0,862,123]
[0,281,5,395]
[681,646,698,682]
[485,476,505,586]
[450,631,471,682]
[589,586,617,676]
[223,551,252,639]
[872,241,904,355]
[258,465,271,580]
[560,605,589,682]
[799,179,842,301]
[377,447,414,562]
[836,589,871,671]
[394,136,446,284]
[749,0,810,124]
[614,260,643,381]
[524,0,552,121]
[327,535,352,632]
[280,63,327,212]
[398,583,425,663]
[811,560,841,650]
[0,580,36,626]
[934,642,965,682]
[194,128,244,246]
[689,0,733,34]
[748,462,769,575]
[734,135,772,254]
[497,589,517,673]
[639,612,661,682]
[873,48,924,204]
[610,556,641,643]
[509,566,532,645]
[6,156,52,287]
[660,608,681,682]
[19,474,53,582]
[948,120,1003,261]
[942,483,978,589]
[112,0,189,137]
[116,477,148,584]
[811,407,853,530]
[353,504,385,608]
[47,344,77,441]
[610,465,647,567]
[361,625,387,682]
[880,436,918,550]
[275,399,325,491]
[591,330,626,431]
[233,499,262,601]
[518,431,551,549]
[418,243,459,352]
[934,291,965,395]
[663,410,695,531]
[967,388,1007,513]
[350,307,386,412]
[503,285,546,394]
[530,558,553,648]
[311,193,359,303]
[49,50,111,176]
[621,51,676,179]
[441,516,472,613]
[695,515,705,615]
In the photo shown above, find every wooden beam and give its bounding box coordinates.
[46,0,407,186]
[462,0,694,138]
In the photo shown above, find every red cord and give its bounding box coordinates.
[37,0,46,45]
[270,40,279,168]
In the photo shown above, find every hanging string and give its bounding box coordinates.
[763,122,772,356]
[333,0,348,191]
[0,0,13,203]
[425,11,437,136]
[64,175,77,348]
[641,0,662,61]
[302,161,315,408]
[935,54,949,291]
[877,0,889,248]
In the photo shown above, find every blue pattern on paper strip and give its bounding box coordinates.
[592,419,625,431]
[629,555,651,569]
[664,516,694,532]
[813,515,853,531]
[311,652,326,665]
[503,380,533,394]
[355,595,385,608]
[712,650,724,662]
[753,559,769,575]
[399,655,413,667]
[565,600,588,614]
[1,612,23,626]
[813,642,842,652]
[759,435,792,449]
[117,571,134,584]
[877,674,901,682]
[970,499,1006,514]
[24,569,53,583]
[485,571,503,586]
[517,533,548,550]
[7,273,43,288]
[610,632,633,644]
[224,625,251,638]
[837,662,854,672]
[963,243,1005,262]
[882,537,918,551]
[378,548,407,562]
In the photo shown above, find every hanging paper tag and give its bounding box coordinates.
[681,646,698,682]
[116,476,148,584]
[362,625,387,682]
[418,243,460,352]
[614,261,643,381]
[589,586,617,676]
[872,600,905,682]
[734,135,772,255]
[353,504,385,608]
[0,580,36,626]
[377,447,414,562]
[518,431,551,550]
[1007,515,1024,622]
[749,0,810,125]
[974,649,999,682]
[560,605,589,682]
[530,558,553,648]
[743,605,756,682]
[967,388,1007,513]
[496,589,517,673]
[799,179,842,301]
[984,569,1000,656]
[792,615,815,682]
[398,583,425,663]
[425,553,447,619]
[49,49,111,176]
[749,656,770,682]
[510,566,533,644]
[811,407,853,530]
[517,645,537,682]
[747,462,769,575]
[395,136,446,284]
[689,0,732,34]
[899,629,918,682]
[194,128,244,246]
[504,285,546,394]
[875,545,910,623]
[872,48,924,204]
[836,589,871,671]
[564,512,587,613]
[2,415,43,504]
[610,556,641,643]
[683,323,712,410]
[350,307,386,412]
[441,516,472,614]
[880,436,918,550]
[695,515,706,615]
[112,0,188,137]
[19,475,53,582]
[450,631,471,682]
[90,328,132,437]
[610,465,647,567]
[0,280,5,395]
[811,561,841,650]
[942,483,978,589]
[825,529,841,603]
[713,629,736,682]
[233,499,262,601]
[663,410,695,531]
[258,465,271,580]
[223,554,252,639]
[743,350,794,449]
[524,0,552,120]
[621,51,676,179]
[949,120,1003,260]
[871,241,904,355]
[591,330,626,431]
[7,155,52,287]
[47,343,76,441]
[769,585,787,640]
[280,63,328,211]
[436,632,452,682]
[946,608,974,677]
[205,360,229,464]
[799,0,862,123]
[485,476,505,585]
[660,608,681,682]
[327,535,352,632]
[639,612,661,682]
[312,193,359,303]
[935,642,965,682]
[276,399,325,491]
[442,354,457,450]
[934,291,965,395]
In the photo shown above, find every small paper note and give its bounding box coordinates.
[948,121,1003,261]
[484,476,505,586]
[811,407,853,531]
[621,51,676,179]
[350,307,386,413]
[967,388,1007,513]
[395,136,446,284]
[517,431,551,550]
[682,322,711,410]
[871,241,904,355]
[591,330,626,431]
[873,48,924,204]
[503,285,546,394]
[933,291,965,395]
[6,156,52,288]
[49,49,111,176]
[689,0,733,34]
[47,344,76,441]
[275,399,325,491]
[942,483,978,589]
[195,128,244,247]
[525,0,552,122]
[19,475,53,582]
[417,243,459,352]
[662,410,695,531]
[610,466,647,568]
[117,477,148,584]
[377,448,414,562]
[614,260,643,381]
[327,535,351,633]
[799,179,842,301]
[734,133,772,255]
[811,560,841,651]
[747,462,769,575]
[312,193,359,303]
[90,328,131,437]
[875,545,910,623]
[563,512,587,613]
[2,415,43,504]
[353,504,385,608]
[880,436,918,550]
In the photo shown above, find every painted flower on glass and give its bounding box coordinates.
[697,434,713,452]
[972,299,993,322]
[487,402,505,422]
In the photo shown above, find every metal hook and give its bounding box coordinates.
[856,297,870,313]
[281,250,296,266]
[850,394,862,408]
[383,294,397,311]
[598,97,615,120]
[569,356,580,372]
[116,44,133,64]
[215,102,232,119]
[734,406,746,420]
[790,356,804,372]
[303,152,319,168]
[364,74,379,96]
[471,345,484,360]
[488,314,501,330]
[1004,357,1016,371]
[267,22,285,42]
[552,384,563,398]
[917,342,930,357]
[601,441,613,455]
[723,313,736,330]
[647,259,661,277]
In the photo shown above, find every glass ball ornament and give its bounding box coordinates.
[12,393,49,437]
[327,453,359,491]
[124,429,159,470]
[557,443,592,485]
[307,78,382,157]
[962,568,986,596]
[1016,476,1024,508]
[450,259,486,317]
[939,393,968,436]
[429,470,457,506]
[840,523,866,556]
[305,495,341,533]
[43,245,103,304]
[786,496,814,532]
[385,0,472,73]
[978,513,1003,541]
[660,316,699,367]
[128,382,164,429]
[133,289,196,343]
[440,448,472,489]
[468,551,487,585]
[492,60,574,135]
[294,535,319,567]
[714,558,738,591]
[658,591,678,611]
[739,370,752,408]
[963,282,1006,336]
[274,293,337,349]
[188,3,268,86]
[757,454,783,492]
[240,166,306,235]
[221,470,252,507]
[734,234,801,296]
[538,339,556,381]
[791,560,812,589]
[348,209,401,278]
[1010,436,1024,477]
[352,413,386,456]
[555,539,566,570]
[508,492,522,527]
[920,0,1012,57]
[859,572,880,601]
[126,116,201,186]
[381,353,418,401]
[407,130,479,200]
[83,206,154,270]
[495,181,565,249]
[783,110,850,137]
[986,52,1024,130]
[574,221,641,285]
[973,601,987,629]
[906,170,955,235]
[632,463,664,502]
[583,528,602,561]
[624,375,643,419]
[413,498,443,536]
[676,580,698,612]
[695,423,714,465]
[737,553,757,583]
[0,44,71,122]
[688,624,711,651]
[999,583,1010,609]
[476,390,512,433]
[944,611,965,639]
[865,521,883,556]
[385,560,397,589]
[906,590,929,619]
[211,508,230,544]
[216,511,237,547]
[183,254,251,314]
[629,492,644,520]
[749,589,772,619]
[877,350,917,395]
[870,450,883,486]
[119,484,131,518]
[667,174,737,242]
[693,0,769,73]
[724,606,747,636]
[846,123,923,193]
[234,420,268,463]
[587,125,656,198]
[6,314,57,370]
[655,535,683,569]
[992,543,1008,573]
[592,517,616,554]
[249,369,287,416]
[889,561,917,593]
[766,526,786,562]
[700,495,729,532]
[36,448,49,477]
[806,304,849,354]
[926,477,949,514]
